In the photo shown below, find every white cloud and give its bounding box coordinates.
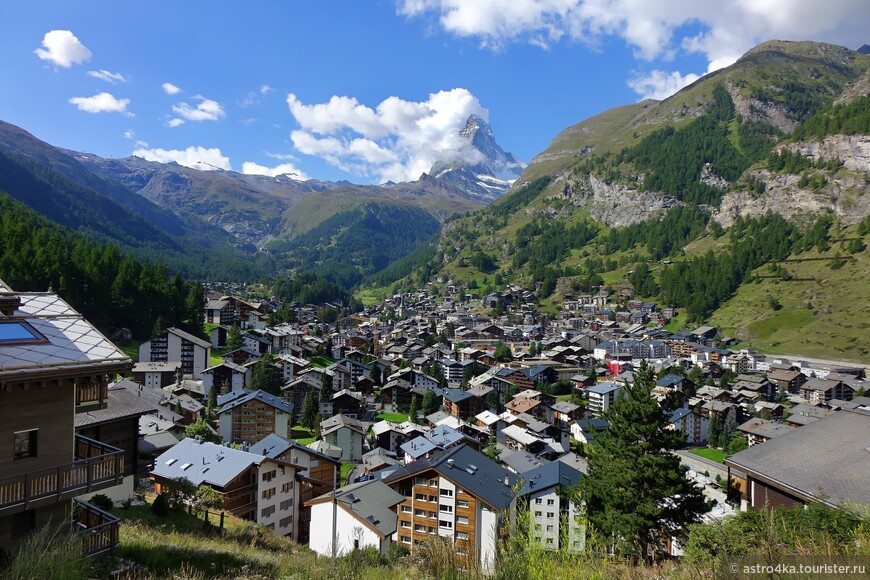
[132,146,231,171]
[170,96,225,124]
[162,82,182,95]
[123,130,134,139]
[241,161,309,180]
[69,92,132,115]
[260,85,274,94]
[87,69,129,84]
[627,69,701,101]
[34,30,91,68]
[286,88,487,182]
[167,118,185,128]
[134,140,149,148]
[398,0,870,97]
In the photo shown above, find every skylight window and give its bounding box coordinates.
[165,458,178,466]
[0,320,47,345]
[181,463,192,470]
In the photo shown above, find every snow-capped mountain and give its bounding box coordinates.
[429,114,526,202]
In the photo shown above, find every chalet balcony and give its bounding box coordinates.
[0,435,124,516]
[73,499,119,557]
[75,379,108,412]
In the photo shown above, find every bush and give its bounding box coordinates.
[151,492,170,516]
[2,519,88,580]
[88,493,113,511]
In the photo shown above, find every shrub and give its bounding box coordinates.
[2,518,88,580]
[151,492,170,516]
[88,493,113,511]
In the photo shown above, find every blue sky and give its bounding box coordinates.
[1,1,867,183]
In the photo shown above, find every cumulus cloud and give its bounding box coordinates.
[170,96,225,125]
[167,118,185,128]
[34,30,91,68]
[286,88,487,182]
[87,69,129,84]
[260,85,274,94]
[132,145,231,171]
[399,0,870,98]
[162,82,182,95]
[241,161,309,180]
[69,92,132,115]
[627,69,701,101]
[124,130,134,139]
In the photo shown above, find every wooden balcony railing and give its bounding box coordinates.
[73,499,119,557]
[75,379,107,410]
[0,435,124,515]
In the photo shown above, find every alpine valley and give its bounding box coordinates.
[1,39,869,359]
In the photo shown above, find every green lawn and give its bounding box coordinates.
[119,343,139,363]
[340,462,356,485]
[310,355,335,368]
[689,447,728,464]
[290,427,316,445]
[376,412,410,423]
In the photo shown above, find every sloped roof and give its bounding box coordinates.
[383,444,518,510]
[152,438,272,487]
[75,387,158,428]
[727,408,870,508]
[516,461,583,496]
[308,479,405,538]
[249,433,340,464]
[0,291,130,380]
[218,389,293,415]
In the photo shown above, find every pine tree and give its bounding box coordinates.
[184,418,220,444]
[422,389,439,417]
[300,390,318,430]
[370,364,382,386]
[484,434,500,462]
[250,354,282,396]
[226,321,243,351]
[582,361,709,560]
[409,394,419,423]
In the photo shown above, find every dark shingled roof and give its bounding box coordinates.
[308,479,405,538]
[76,387,158,428]
[726,407,870,509]
[383,444,518,510]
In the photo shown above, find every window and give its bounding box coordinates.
[261,505,275,518]
[547,512,554,519]
[401,521,411,528]
[457,500,469,508]
[457,516,468,525]
[279,516,293,528]
[401,505,412,513]
[262,488,276,500]
[428,511,437,519]
[401,535,411,544]
[415,493,426,501]
[13,429,37,459]
[439,488,453,497]
[279,499,292,511]
[535,511,542,517]
[547,499,555,506]
[546,538,554,545]
[439,520,453,529]
[456,532,469,541]
[440,505,453,513]
[281,481,293,493]
[535,498,543,504]
[546,525,554,532]
[262,470,277,482]
[415,524,426,532]
[414,509,425,517]
[0,320,47,346]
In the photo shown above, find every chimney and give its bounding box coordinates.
[504,476,510,486]
[447,459,454,469]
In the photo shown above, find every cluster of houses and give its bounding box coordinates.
[2,278,867,569]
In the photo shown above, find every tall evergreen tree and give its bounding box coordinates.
[300,390,319,430]
[370,364,382,386]
[226,321,243,351]
[249,353,283,396]
[409,395,419,423]
[582,361,709,560]
[421,389,439,417]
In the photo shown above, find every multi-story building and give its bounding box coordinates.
[383,445,518,574]
[519,462,585,552]
[584,381,623,417]
[131,361,182,389]
[139,327,211,379]
[0,280,131,557]
[151,438,300,538]
[249,433,341,543]
[218,390,293,445]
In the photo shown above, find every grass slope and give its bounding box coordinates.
[710,235,870,362]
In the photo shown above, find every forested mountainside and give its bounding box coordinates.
[0,191,205,340]
[381,40,870,361]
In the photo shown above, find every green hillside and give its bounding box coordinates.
[378,41,870,363]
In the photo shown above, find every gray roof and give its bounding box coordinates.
[383,444,518,510]
[249,433,340,464]
[737,418,795,440]
[0,291,130,379]
[167,327,212,349]
[320,414,368,437]
[217,389,293,415]
[152,438,273,487]
[516,461,583,496]
[75,387,158,428]
[309,479,405,538]
[501,450,549,474]
[726,407,870,509]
